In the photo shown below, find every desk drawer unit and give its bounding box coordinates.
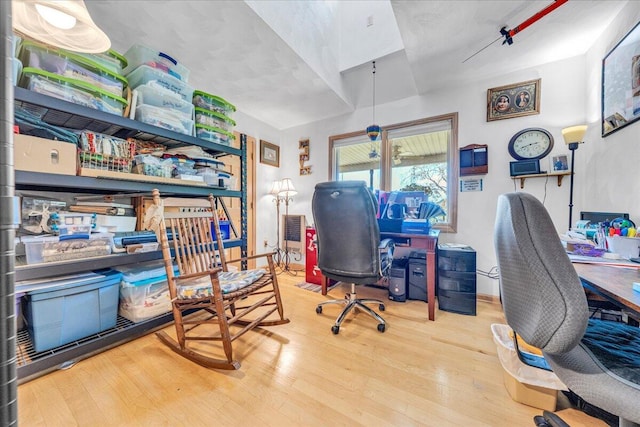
[438,244,476,315]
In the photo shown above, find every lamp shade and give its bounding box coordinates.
[13,0,111,53]
[278,178,297,197]
[562,125,588,144]
[269,180,282,197]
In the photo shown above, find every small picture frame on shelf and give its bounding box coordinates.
[487,79,541,121]
[551,154,569,171]
[260,140,280,167]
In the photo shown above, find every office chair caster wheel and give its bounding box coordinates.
[331,325,340,334]
[377,323,386,333]
[316,306,322,314]
[379,304,385,311]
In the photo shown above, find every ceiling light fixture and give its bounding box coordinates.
[12,0,111,53]
[366,60,381,142]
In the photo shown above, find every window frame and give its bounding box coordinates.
[329,112,458,233]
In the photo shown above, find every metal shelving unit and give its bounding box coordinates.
[14,88,247,381]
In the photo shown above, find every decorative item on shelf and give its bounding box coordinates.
[487,79,541,121]
[298,138,311,175]
[259,139,279,167]
[366,61,381,141]
[601,21,640,137]
[12,0,111,53]
[459,144,488,176]
[562,124,588,231]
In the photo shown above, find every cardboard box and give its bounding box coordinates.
[502,368,558,411]
[14,134,77,175]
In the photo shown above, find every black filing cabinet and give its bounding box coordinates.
[437,244,476,315]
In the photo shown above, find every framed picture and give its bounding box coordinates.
[551,154,569,172]
[487,79,541,121]
[259,140,279,167]
[300,166,312,175]
[601,21,640,137]
[299,139,309,154]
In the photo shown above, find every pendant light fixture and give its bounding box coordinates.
[366,60,381,141]
[12,0,111,53]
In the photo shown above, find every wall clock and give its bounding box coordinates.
[508,128,554,160]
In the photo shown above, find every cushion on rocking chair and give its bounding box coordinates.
[176,268,267,299]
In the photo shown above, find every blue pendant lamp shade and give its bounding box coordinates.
[366,61,381,141]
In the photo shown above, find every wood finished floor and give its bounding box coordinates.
[18,274,544,426]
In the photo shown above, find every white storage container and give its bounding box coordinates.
[123,44,190,82]
[126,64,193,102]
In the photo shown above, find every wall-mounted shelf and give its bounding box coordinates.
[512,171,571,189]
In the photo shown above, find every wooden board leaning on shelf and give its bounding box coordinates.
[78,167,210,187]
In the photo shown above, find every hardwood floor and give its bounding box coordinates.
[18,274,545,426]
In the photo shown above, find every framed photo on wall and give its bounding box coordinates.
[601,21,640,137]
[487,79,541,121]
[260,140,280,167]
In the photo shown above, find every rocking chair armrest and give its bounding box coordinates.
[226,252,276,264]
[172,267,222,282]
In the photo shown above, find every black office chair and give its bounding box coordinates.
[312,181,394,334]
[494,193,640,426]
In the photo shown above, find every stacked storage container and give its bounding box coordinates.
[17,40,129,116]
[192,90,236,145]
[115,260,173,323]
[123,44,194,136]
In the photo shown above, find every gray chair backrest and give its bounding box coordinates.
[494,192,589,355]
[312,180,381,284]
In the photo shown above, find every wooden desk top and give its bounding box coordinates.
[573,263,640,315]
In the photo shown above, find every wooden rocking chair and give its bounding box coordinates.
[147,189,289,370]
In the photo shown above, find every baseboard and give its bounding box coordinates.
[477,293,500,304]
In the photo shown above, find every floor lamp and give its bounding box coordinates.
[278,178,298,275]
[562,125,588,231]
[269,180,283,265]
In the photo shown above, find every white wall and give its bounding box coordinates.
[244,3,640,295]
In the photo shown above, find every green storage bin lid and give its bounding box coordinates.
[21,40,128,87]
[22,67,128,106]
[192,90,236,112]
[195,123,236,140]
[194,107,236,126]
[106,49,128,69]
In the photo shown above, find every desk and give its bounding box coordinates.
[382,230,440,321]
[573,263,640,316]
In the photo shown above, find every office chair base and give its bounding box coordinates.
[316,290,386,334]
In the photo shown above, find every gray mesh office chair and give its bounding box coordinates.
[494,193,640,426]
[312,181,394,334]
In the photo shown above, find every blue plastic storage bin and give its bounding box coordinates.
[24,269,122,352]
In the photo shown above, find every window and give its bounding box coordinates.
[329,113,458,232]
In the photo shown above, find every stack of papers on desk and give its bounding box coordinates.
[568,254,640,269]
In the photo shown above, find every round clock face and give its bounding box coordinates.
[508,128,554,160]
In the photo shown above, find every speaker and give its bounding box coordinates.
[388,266,407,302]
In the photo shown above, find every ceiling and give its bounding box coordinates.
[85,0,627,130]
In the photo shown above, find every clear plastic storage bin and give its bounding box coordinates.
[19,41,127,97]
[135,104,194,136]
[123,44,190,82]
[135,83,194,121]
[20,68,128,116]
[76,49,128,75]
[22,232,114,264]
[192,90,236,117]
[195,124,234,145]
[126,64,193,102]
[194,107,235,131]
